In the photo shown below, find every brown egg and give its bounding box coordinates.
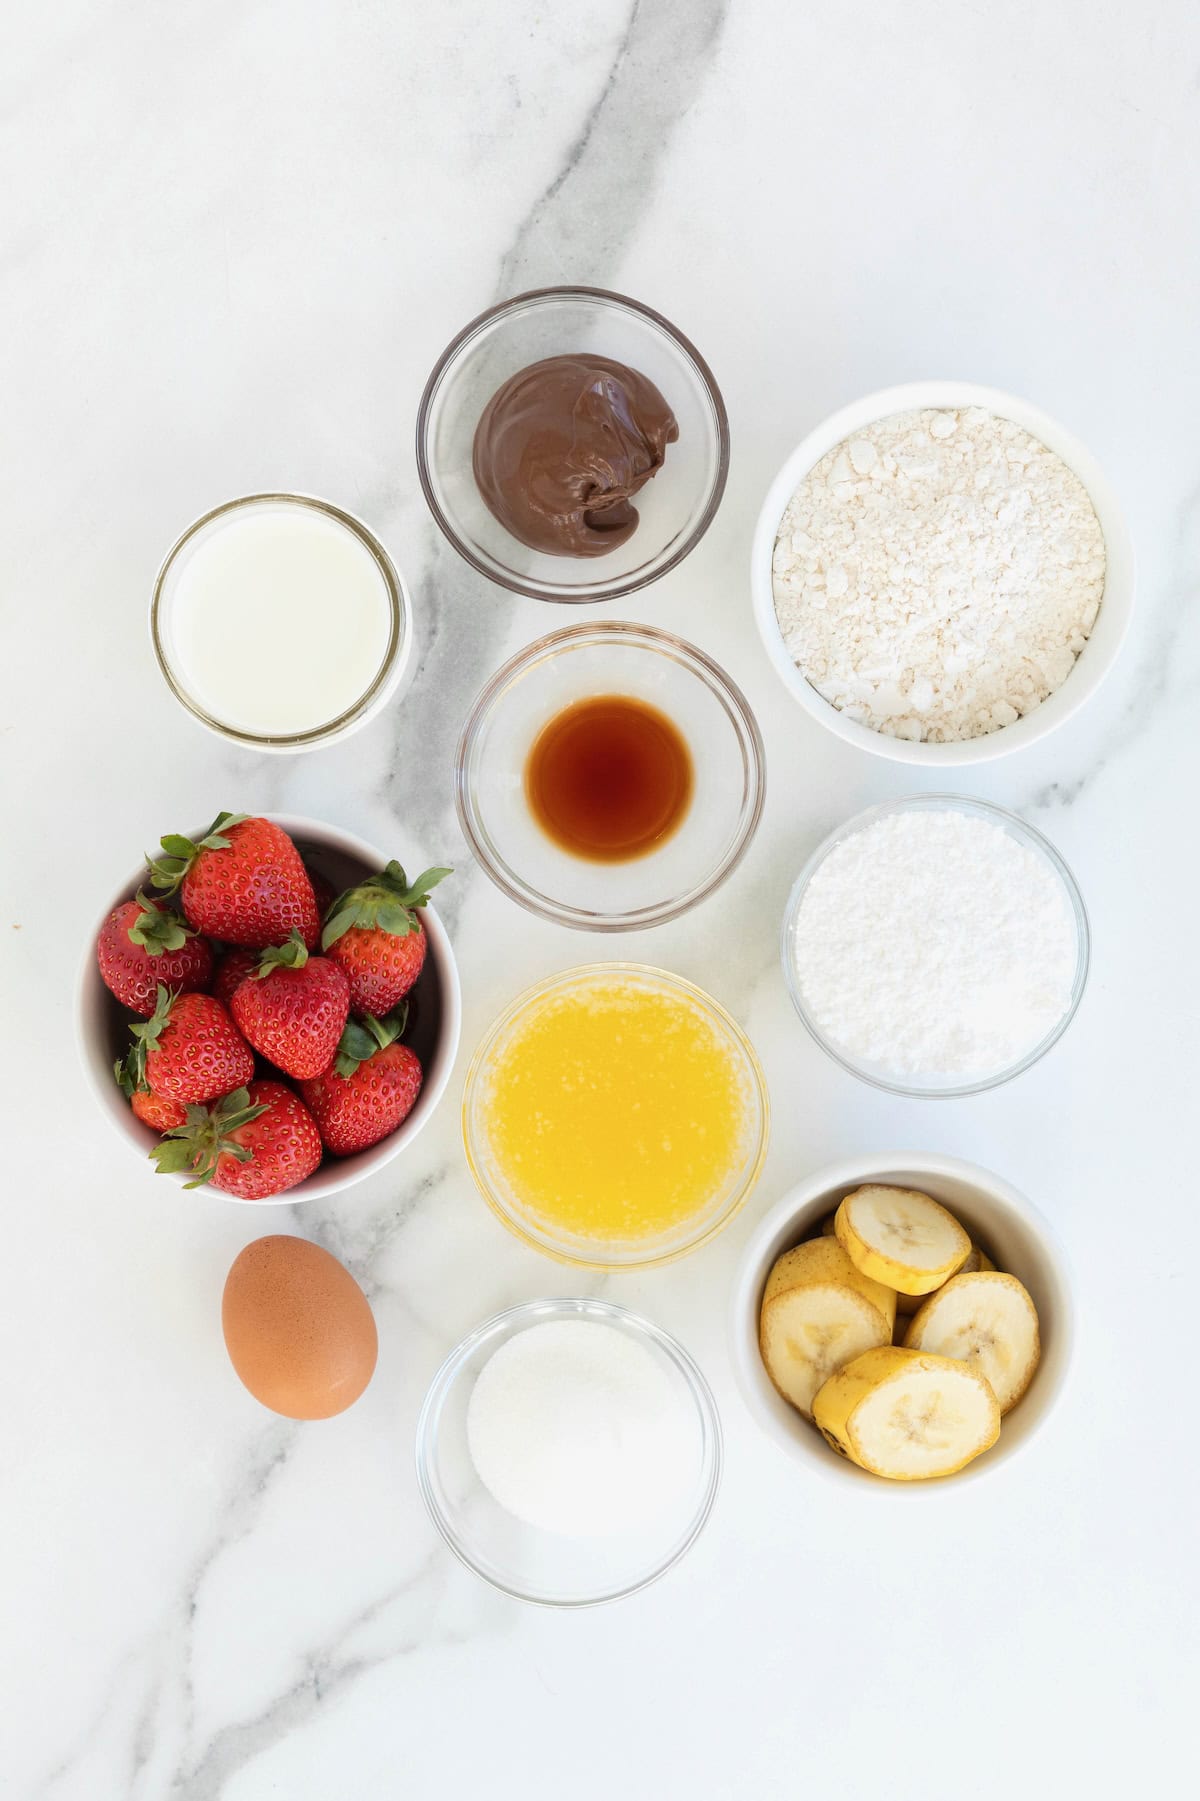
[221,1235,377,1419]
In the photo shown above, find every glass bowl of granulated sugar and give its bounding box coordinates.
[752,381,1134,766]
[415,1296,722,1606]
[781,795,1089,1096]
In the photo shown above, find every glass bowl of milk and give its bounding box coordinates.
[151,494,412,751]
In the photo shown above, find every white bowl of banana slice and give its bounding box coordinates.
[730,1152,1074,1488]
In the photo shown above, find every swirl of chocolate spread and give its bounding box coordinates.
[472,354,679,557]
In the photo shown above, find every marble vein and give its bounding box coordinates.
[163,1555,460,1801]
[372,0,729,877]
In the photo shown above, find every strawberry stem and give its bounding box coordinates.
[321,861,450,949]
[127,890,194,955]
[116,984,176,1093]
[146,811,250,896]
[251,929,309,976]
[332,1002,409,1078]
[148,1086,271,1188]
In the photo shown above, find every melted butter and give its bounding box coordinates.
[481,978,752,1244]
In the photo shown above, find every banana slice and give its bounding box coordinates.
[903,1271,1039,1414]
[764,1238,897,1329]
[895,1241,994,1315]
[813,1346,1001,1480]
[760,1239,894,1419]
[836,1185,971,1296]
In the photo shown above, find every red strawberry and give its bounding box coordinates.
[96,891,213,1017]
[299,1006,423,1155]
[130,1088,188,1131]
[149,1080,322,1199]
[321,862,449,1015]
[212,946,260,1008]
[148,813,319,950]
[117,985,254,1104]
[229,932,350,1080]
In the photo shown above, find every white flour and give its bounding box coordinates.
[790,808,1078,1078]
[772,407,1106,743]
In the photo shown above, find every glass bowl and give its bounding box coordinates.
[150,493,411,752]
[415,1296,722,1606]
[415,287,729,602]
[455,622,764,931]
[781,795,1090,1097]
[462,964,769,1269]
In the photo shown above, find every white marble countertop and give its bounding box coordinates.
[3,3,1197,1796]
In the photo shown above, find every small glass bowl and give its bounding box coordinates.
[455,622,764,931]
[415,1296,722,1607]
[781,795,1090,1097]
[150,493,412,753]
[415,287,729,602]
[462,964,770,1269]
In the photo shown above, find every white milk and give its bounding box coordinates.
[160,498,395,736]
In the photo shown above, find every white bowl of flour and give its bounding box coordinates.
[752,381,1134,764]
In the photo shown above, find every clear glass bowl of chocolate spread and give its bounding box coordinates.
[417,288,729,602]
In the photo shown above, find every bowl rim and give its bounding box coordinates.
[779,793,1091,1097]
[750,379,1136,765]
[76,812,462,1204]
[454,619,767,931]
[149,493,413,753]
[415,284,731,603]
[728,1151,1078,1493]
[461,962,770,1269]
[414,1294,723,1607]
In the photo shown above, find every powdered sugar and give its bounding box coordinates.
[772,407,1106,743]
[790,807,1079,1080]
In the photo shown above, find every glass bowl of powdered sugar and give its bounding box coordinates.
[415,1296,721,1606]
[782,795,1089,1097]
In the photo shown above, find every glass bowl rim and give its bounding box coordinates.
[414,284,731,603]
[454,619,766,931]
[779,793,1091,1098]
[414,1293,723,1607]
[149,491,410,749]
[461,961,771,1269]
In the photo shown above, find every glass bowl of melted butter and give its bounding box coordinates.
[462,963,769,1270]
[416,286,729,602]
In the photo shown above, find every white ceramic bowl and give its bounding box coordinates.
[730,1153,1074,1489]
[77,814,462,1203]
[751,381,1135,765]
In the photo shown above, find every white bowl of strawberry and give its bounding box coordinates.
[79,812,461,1202]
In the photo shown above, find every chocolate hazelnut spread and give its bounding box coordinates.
[472,354,678,557]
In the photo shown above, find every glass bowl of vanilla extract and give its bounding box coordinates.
[454,622,765,930]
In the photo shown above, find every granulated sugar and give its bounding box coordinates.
[466,1320,696,1537]
[790,807,1078,1079]
[772,407,1106,743]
